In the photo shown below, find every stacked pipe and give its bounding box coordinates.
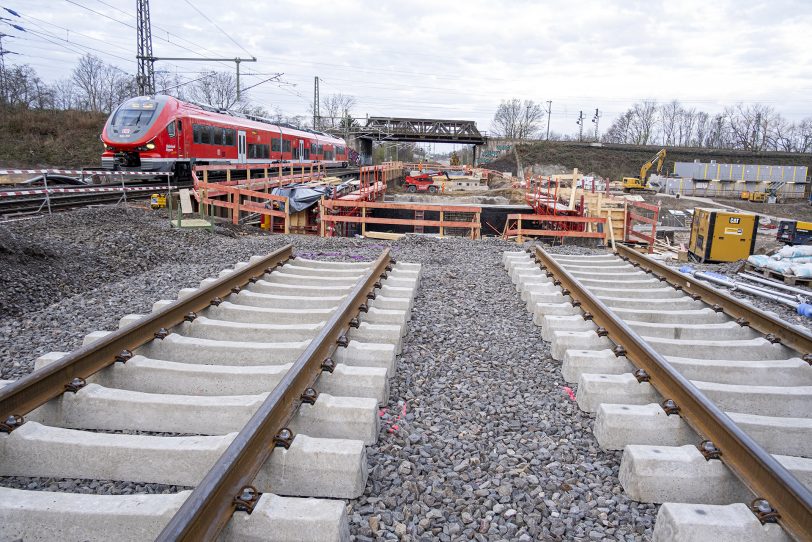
[679,266,812,318]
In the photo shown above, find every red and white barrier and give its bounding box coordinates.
[0,169,170,177]
[0,185,176,199]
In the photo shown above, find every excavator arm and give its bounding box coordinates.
[640,148,667,181]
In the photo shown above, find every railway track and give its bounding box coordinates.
[0,244,421,540]
[505,246,812,541]
[0,167,359,218]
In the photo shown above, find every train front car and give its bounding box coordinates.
[101,95,179,173]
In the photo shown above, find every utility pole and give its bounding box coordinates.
[150,56,257,101]
[576,110,584,142]
[591,108,601,141]
[753,112,762,151]
[313,76,319,129]
[545,100,552,140]
[136,0,155,95]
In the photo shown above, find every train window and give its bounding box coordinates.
[193,124,201,144]
[318,145,324,154]
[225,129,236,146]
[249,144,270,158]
[271,139,280,152]
[324,150,333,160]
[304,148,310,160]
[166,122,176,138]
[336,145,344,155]
[176,120,183,132]
[200,125,211,144]
[310,143,317,154]
[112,107,156,128]
[292,146,299,159]
[283,140,291,153]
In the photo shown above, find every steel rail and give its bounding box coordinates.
[534,246,812,540]
[0,244,293,421]
[616,244,812,355]
[156,248,392,541]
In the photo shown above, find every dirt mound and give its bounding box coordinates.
[0,106,108,168]
[486,141,812,181]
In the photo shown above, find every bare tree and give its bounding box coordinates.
[51,78,77,109]
[188,70,243,110]
[798,118,812,153]
[314,93,357,129]
[491,98,544,139]
[2,64,53,108]
[677,107,697,146]
[692,111,711,147]
[155,72,188,101]
[71,54,134,112]
[72,54,106,112]
[705,113,729,148]
[659,100,680,145]
[628,100,658,144]
[602,110,633,143]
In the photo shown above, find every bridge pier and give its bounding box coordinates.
[358,138,373,166]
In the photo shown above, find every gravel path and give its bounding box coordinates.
[0,206,655,540]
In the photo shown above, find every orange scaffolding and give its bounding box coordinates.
[625,200,660,253]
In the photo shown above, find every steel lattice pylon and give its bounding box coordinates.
[136,0,155,95]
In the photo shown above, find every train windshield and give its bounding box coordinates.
[111,100,159,128]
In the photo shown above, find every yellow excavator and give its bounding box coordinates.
[622,148,666,192]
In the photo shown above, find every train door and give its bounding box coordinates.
[299,140,305,163]
[237,130,247,164]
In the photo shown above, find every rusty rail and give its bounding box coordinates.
[156,248,392,541]
[0,245,293,422]
[534,246,812,540]
[617,244,812,354]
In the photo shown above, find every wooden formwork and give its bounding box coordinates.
[320,200,481,239]
[581,191,627,248]
[503,214,607,243]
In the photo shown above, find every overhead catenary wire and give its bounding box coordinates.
[181,0,254,59]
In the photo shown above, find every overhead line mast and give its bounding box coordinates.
[135,0,155,95]
[135,0,256,99]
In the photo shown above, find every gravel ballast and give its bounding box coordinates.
[1,206,656,539]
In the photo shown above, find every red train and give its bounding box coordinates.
[101,95,351,177]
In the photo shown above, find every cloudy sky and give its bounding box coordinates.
[3,0,812,141]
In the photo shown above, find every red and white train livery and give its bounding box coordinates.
[101,95,350,176]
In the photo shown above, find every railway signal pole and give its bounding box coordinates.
[576,110,584,142]
[592,108,600,141]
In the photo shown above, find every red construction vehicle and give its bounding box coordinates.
[404,172,445,193]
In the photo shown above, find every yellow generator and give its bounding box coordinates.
[748,192,768,203]
[150,193,167,209]
[688,208,759,263]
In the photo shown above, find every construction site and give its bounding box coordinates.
[3,0,812,541]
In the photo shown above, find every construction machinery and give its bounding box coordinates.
[404,172,444,193]
[622,148,666,192]
[688,207,759,262]
[746,181,785,203]
[777,219,812,245]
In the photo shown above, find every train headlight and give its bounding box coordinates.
[145,142,156,150]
